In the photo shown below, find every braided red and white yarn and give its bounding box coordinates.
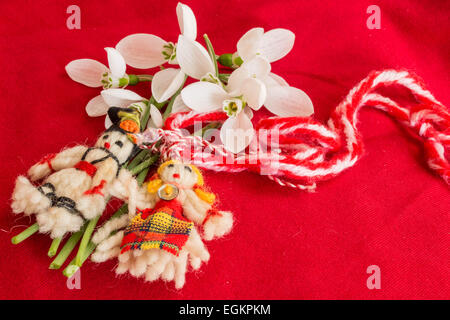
[136,69,449,191]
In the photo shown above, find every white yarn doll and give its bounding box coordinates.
[91,160,234,289]
[11,107,141,238]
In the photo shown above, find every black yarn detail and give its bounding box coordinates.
[37,183,57,206]
[81,147,122,177]
[54,196,82,216]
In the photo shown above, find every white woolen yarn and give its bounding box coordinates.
[91,247,121,263]
[77,193,107,220]
[203,210,233,241]
[182,189,211,224]
[11,176,51,215]
[27,145,88,182]
[96,230,124,251]
[92,215,129,244]
[12,131,138,238]
[92,162,234,288]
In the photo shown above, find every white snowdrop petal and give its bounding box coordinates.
[226,67,249,94]
[150,104,164,128]
[105,115,113,129]
[259,28,295,62]
[105,47,126,79]
[241,78,267,110]
[227,57,270,94]
[171,94,190,113]
[151,68,186,103]
[116,33,167,69]
[176,3,197,40]
[101,89,144,107]
[220,112,255,154]
[85,95,109,117]
[177,35,215,80]
[181,82,228,112]
[65,59,108,87]
[266,72,289,87]
[241,56,271,79]
[265,86,314,117]
[236,27,264,62]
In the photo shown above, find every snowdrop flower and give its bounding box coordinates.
[66,47,135,89]
[230,27,314,116]
[116,2,197,69]
[236,27,295,64]
[181,55,314,152]
[181,77,263,153]
[116,3,202,104]
[227,56,314,117]
[150,34,217,104]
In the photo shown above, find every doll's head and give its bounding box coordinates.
[93,107,140,164]
[158,160,201,189]
[147,160,216,204]
[95,126,136,164]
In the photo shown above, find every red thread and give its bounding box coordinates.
[202,207,222,227]
[74,161,97,177]
[138,70,449,190]
[38,153,56,172]
[84,180,106,196]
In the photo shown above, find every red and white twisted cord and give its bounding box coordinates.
[135,69,450,190]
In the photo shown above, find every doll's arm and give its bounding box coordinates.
[202,210,233,241]
[91,214,130,262]
[182,189,211,224]
[28,145,88,181]
[108,171,157,217]
[182,190,233,241]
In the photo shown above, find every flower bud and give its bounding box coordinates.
[217,53,233,67]
[218,53,243,69]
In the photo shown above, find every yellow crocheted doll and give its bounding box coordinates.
[91,160,234,289]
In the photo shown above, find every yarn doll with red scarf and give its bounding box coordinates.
[91,160,233,289]
[11,107,141,238]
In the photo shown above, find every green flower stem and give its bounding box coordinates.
[204,34,219,78]
[136,74,153,82]
[219,73,230,84]
[141,97,168,130]
[75,216,100,267]
[11,223,39,244]
[127,149,149,169]
[49,227,85,269]
[130,153,159,175]
[47,237,62,257]
[63,241,96,278]
[202,122,221,136]
[140,97,153,131]
[137,165,151,185]
[163,75,188,120]
[193,122,221,137]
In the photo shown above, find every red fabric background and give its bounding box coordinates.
[0,0,448,300]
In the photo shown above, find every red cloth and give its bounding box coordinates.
[0,0,448,299]
[74,161,97,178]
[120,199,193,256]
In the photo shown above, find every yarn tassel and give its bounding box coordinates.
[138,69,449,190]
